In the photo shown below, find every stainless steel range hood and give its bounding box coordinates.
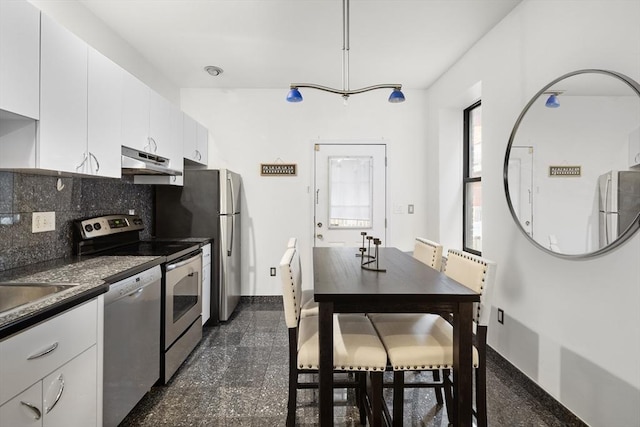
[121,146,182,176]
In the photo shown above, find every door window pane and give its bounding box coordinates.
[328,156,373,228]
[464,181,482,252]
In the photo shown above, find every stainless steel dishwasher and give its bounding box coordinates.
[103,265,161,427]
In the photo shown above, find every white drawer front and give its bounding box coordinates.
[0,300,97,405]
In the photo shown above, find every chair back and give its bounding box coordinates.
[287,237,297,248]
[413,237,443,271]
[443,249,496,324]
[279,247,303,328]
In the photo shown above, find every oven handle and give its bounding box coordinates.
[166,254,201,271]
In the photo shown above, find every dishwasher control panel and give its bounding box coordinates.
[104,265,162,305]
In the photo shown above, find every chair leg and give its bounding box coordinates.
[286,367,297,426]
[432,369,444,405]
[392,371,404,427]
[475,326,488,427]
[369,371,384,427]
[442,368,454,422]
[357,372,367,424]
[287,329,297,427]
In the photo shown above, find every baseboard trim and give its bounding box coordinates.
[487,346,587,426]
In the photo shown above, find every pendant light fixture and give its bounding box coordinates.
[286,0,405,104]
[544,91,563,108]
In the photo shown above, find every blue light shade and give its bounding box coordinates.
[388,88,405,103]
[286,88,303,103]
[545,94,560,108]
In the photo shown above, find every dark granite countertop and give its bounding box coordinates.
[0,255,163,340]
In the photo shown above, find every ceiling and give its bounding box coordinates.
[79,0,522,91]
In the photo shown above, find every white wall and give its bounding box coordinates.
[180,88,428,295]
[425,1,640,425]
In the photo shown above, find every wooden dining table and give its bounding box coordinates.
[313,246,480,426]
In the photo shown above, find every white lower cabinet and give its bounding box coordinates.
[0,347,97,427]
[0,382,42,426]
[0,299,100,427]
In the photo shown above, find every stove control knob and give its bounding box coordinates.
[93,223,102,230]
[84,224,93,232]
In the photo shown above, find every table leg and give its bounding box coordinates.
[318,302,334,426]
[453,302,473,426]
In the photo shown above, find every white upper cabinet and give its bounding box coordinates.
[39,14,89,175]
[183,113,198,162]
[0,0,40,119]
[183,113,208,166]
[121,72,151,152]
[196,122,209,166]
[149,91,174,158]
[87,47,123,178]
[134,102,184,186]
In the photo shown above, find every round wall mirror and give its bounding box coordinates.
[504,69,640,258]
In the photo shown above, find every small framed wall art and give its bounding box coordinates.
[260,163,297,176]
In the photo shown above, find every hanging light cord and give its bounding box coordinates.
[288,0,404,102]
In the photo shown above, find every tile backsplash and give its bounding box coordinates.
[0,172,154,272]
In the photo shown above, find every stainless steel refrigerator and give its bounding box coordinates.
[598,170,640,246]
[155,169,242,322]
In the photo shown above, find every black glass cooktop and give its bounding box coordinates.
[106,240,200,261]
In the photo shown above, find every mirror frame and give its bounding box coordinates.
[504,69,640,259]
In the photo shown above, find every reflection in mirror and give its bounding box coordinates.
[505,70,640,258]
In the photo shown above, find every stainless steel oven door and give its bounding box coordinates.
[165,252,202,349]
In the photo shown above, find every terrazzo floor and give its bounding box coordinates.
[121,298,579,426]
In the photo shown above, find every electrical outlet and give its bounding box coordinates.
[32,211,56,233]
[270,267,276,277]
[497,308,504,324]
[408,204,414,214]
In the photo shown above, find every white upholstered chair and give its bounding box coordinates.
[280,247,388,426]
[413,237,443,271]
[369,249,496,427]
[286,237,318,318]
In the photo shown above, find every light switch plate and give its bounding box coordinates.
[32,211,55,233]
[408,204,415,214]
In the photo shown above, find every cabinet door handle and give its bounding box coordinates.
[45,374,65,414]
[20,401,42,420]
[27,342,58,360]
[149,137,158,152]
[89,152,100,173]
[75,153,88,172]
[196,150,202,161]
[145,137,158,153]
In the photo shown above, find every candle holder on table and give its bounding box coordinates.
[359,234,386,273]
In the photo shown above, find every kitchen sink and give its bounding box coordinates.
[0,283,76,314]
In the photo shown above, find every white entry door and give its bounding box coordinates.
[314,144,386,247]
[507,146,534,236]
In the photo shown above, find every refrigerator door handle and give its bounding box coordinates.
[228,215,234,257]
[228,175,236,215]
[226,175,235,256]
